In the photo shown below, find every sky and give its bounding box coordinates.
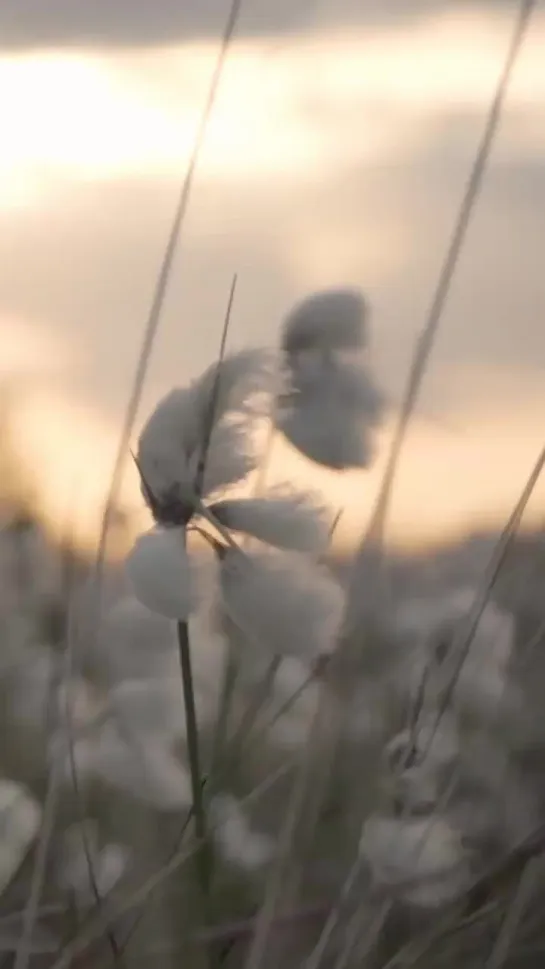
[1,0,544,552]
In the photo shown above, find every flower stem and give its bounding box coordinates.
[177,620,211,899]
[208,646,239,788]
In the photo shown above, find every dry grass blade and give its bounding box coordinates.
[90,0,243,623]
[13,761,62,969]
[13,497,83,969]
[177,620,211,892]
[333,899,391,969]
[242,700,333,969]
[194,272,238,497]
[423,441,545,758]
[48,759,297,969]
[303,857,363,969]
[484,859,541,969]
[349,0,536,563]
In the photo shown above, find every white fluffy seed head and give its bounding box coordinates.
[55,722,192,811]
[394,588,515,713]
[219,548,344,662]
[282,289,367,354]
[0,780,41,894]
[209,487,330,553]
[386,715,460,810]
[277,358,385,470]
[57,821,130,906]
[210,795,275,871]
[137,350,274,520]
[109,677,186,740]
[360,815,469,908]
[387,715,459,776]
[4,644,98,732]
[94,596,178,684]
[190,348,277,424]
[125,526,196,620]
[278,400,377,469]
[288,356,384,414]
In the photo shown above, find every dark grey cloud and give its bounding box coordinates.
[0,0,515,51]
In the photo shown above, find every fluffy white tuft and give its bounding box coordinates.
[57,722,192,810]
[0,780,42,894]
[209,487,330,553]
[4,644,98,732]
[189,348,277,424]
[360,815,469,908]
[137,350,273,518]
[282,289,367,354]
[278,399,376,470]
[386,715,460,810]
[394,588,515,713]
[94,596,179,684]
[219,548,344,662]
[57,820,130,907]
[109,677,186,741]
[288,355,384,413]
[210,794,275,871]
[126,526,196,620]
[277,357,385,470]
[196,417,257,500]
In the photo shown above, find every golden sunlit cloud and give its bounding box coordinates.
[0,317,76,377]
[1,8,544,210]
[1,7,544,556]
[7,387,144,553]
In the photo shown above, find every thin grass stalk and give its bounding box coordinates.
[243,699,335,969]
[339,0,537,667]
[517,615,545,668]
[194,273,238,497]
[208,342,283,778]
[303,856,363,969]
[60,511,123,965]
[49,759,298,969]
[89,0,243,644]
[13,758,62,969]
[12,495,82,969]
[177,621,211,897]
[226,656,282,758]
[378,825,545,969]
[289,7,538,901]
[333,898,391,969]
[251,344,284,502]
[333,760,462,969]
[484,858,541,969]
[65,683,123,965]
[195,274,241,805]
[351,0,536,564]
[202,662,319,802]
[115,810,194,957]
[237,664,320,759]
[208,648,240,787]
[423,441,545,759]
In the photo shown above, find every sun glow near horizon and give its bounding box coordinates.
[6,369,545,558]
[1,6,545,554]
[1,8,545,210]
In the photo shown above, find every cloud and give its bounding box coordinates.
[0,0,521,51]
[1,8,544,548]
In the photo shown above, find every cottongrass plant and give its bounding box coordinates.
[1,290,545,969]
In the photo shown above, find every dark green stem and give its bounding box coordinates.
[177,620,211,898]
[208,647,239,789]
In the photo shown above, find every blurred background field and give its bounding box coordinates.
[1,1,545,967]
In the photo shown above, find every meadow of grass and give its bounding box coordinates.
[0,282,545,969]
[0,4,542,965]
